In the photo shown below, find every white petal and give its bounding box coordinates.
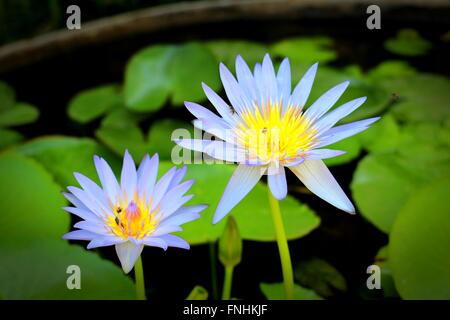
[268,164,287,200]
[290,63,318,109]
[115,241,144,274]
[213,165,265,224]
[290,160,355,213]
[121,150,137,202]
[94,155,121,204]
[137,154,159,202]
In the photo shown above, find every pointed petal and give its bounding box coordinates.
[303,81,349,122]
[268,164,287,200]
[142,237,168,250]
[150,166,177,210]
[159,234,190,250]
[213,165,265,224]
[115,241,144,274]
[94,155,121,204]
[202,83,237,125]
[290,160,355,213]
[277,58,291,109]
[304,149,346,160]
[63,206,98,222]
[121,150,137,202]
[87,236,125,249]
[137,153,159,202]
[220,63,251,114]
[235,55,258,103]
[290,63,318,109]
[62,229,97,241]
[262,54,278,102]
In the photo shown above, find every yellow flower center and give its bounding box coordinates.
[235,102,317,163]
[105,198,160,240]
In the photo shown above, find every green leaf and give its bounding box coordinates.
[294,258,347,297]
[390,179,450,299]
[384,73,450,123]
[374,246,399,298]
[358,114,401,154]
[0,241,135,299]
[168,42,220,105]
[0,81,15,109]
[367,60,417,82]
[147,118,192,160]
[323,137,362,167]
[14,135,120,187]
[384,29,432,56]
[271,37,337,65]
[0,102,39,127]
[124,45,176,112]
[205,40,268,68]
[101,108,146,128]
[186,285,209,300]
[96,123,149,161]
[260,282,322,300]
[0,153,69,243]
[351,151,450,233]
[68,84,122,124]
[0,128,23,149]
[158,162,320,244]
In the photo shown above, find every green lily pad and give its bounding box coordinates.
[68,84,122,124]
[186,285,209,300]
[390,179,450,299]
[124,45,176,112]
[384,74,450,123]
[0,152,69,243]
[205,40,268,68]
[351,151,450,233]
[0,102,39,127]
[260,282,322,300]
[367,60,417,82]
[0,81,15,109]
[168,42,220,105]
[374,246,399,298]
[96,122,150,161]
[294,258,347,298]
[271,37,337,65]
[158,162,320,244]
[358,114,401,154]
[147,118,192,160]
[0,241,135,299]
[323,137,362,167]
[0,128,23,149]
[384,29,432,56]
[100,108,146,128]
[14,135,120,187]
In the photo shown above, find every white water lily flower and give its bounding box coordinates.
[177,54,379,224]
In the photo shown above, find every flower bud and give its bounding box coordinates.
[218,216,242,268]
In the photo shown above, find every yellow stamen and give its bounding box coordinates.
[235,102,317,163]
[104,197,160,240]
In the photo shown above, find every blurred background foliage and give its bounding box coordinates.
[0,0,449,300]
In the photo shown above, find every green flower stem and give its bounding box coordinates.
[221,265,234,300]
[268,187,294,300]
[134,256,147,300]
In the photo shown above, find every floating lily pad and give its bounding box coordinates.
[0,102,39,127]
[323,137,362,167]
[390,179,450,299]
[168,42,220,105]
[367,60,417,82]
[358,114,401,154]
[14,135,120,187]
[158,161,320,244]
[260,282,322,300]
[0,241,135,299]
[384,74,450,123]
[0,81,15,109]
[124,45,176,112]
[294,258,347,298]
[0,128,23,149]
[271,37,337,65]
[147,118,192,160]
[384,29,432,56]
[205,40,268,67]
[68,84,122,124]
